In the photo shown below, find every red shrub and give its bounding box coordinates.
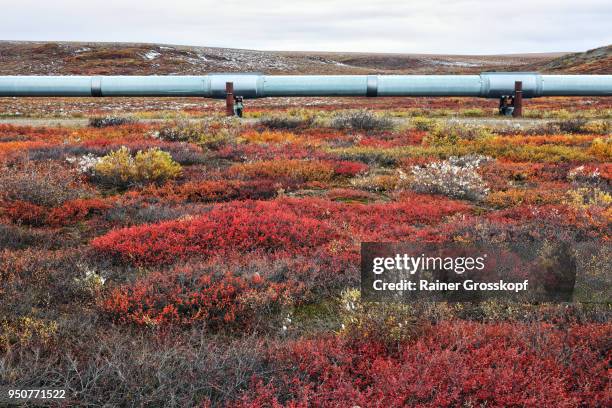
[101,265,297,328]
[328,160,368,177]
[1,198,112,227]
[277,193,470,241]
[91,200,338,266]
[235,322,611,407]
[92,194,469,266]
[47,198,113,226]
[1,200,47,226]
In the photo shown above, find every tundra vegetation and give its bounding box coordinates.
[0,100,610,407]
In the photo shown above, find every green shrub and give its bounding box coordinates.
[462,108,485,117]
[411,117,439,131]
[424,123,493,147]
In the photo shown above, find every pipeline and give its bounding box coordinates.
[0,73,611,99]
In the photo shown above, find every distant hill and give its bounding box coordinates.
[526,45,612,74]
[0,41,609,75]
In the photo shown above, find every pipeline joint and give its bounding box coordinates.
[91,77,102,97]
[366,75,378,97]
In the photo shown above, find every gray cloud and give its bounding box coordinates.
[0,0,610,53]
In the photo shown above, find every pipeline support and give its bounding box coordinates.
[513,81,523,118]
[225,82,234,117]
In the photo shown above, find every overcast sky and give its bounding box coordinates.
[1,0,610,54]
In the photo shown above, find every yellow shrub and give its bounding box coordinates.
[350,172,402,192]
[339,289,425,346]
[411,117,439,131]
[157,119,241,148]
[93,146,134,185]
[134,148,183,183]
[589,138,612,161]
[94,146,182,187]
[581,120,611,135]
[240,130,300,144]
[462,108,485,117]
[565,187,612,210]
[0,317,58,352]
[486,189,564,208]
[424,124,492,147]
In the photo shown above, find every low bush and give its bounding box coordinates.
[461,108,485,117]
[1,330,272,407]
[144,179,278,203]
[580,120,611,134]
[92,147,182,188]
[325,188,378,203]
[339,289,426,348]
[330,160,368,177]
[331,110,394,131]
[0,316,58,353]
[91,200,337,266]
[485,188,564,208]
[101,265,295,329]
[103,203,189,227]
[411,116,439,131]
[0,248,88,308]
[0,160,89,207]
[89,116,136,128]
[409,155,490,201]
[424,123,493,147]
[568,165,609,189]
[0,224,44,250]
[47,198,113,226]
[155,118,241,149]
[1,200,47,226]
[236,322,611,407]
[565,187,612,209]
[259,115,315,130]
[557,118,588,134]
[276,195,470,242]
[239,130,300,144]
[589,137,611,161]
[230,159,335,183]
[350,171,402,192]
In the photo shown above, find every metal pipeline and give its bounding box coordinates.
[0,72,611,98]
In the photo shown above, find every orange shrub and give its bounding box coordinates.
[486,188,565,208]
[239,130,301,144]
[230,159,335,183]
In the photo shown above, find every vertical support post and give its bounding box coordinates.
[513,81,523,118]
[225,82,234,117]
